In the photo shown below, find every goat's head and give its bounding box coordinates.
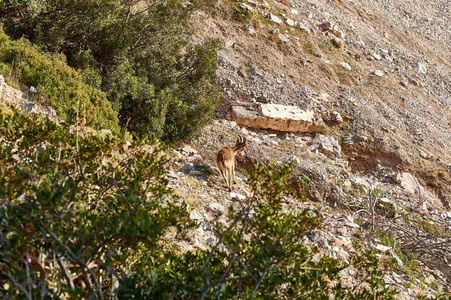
[235,136,247,158]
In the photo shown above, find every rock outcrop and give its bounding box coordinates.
[231,103,325,133]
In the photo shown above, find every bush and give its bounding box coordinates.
[1,0,219,142]
[0,107,193,298]
[0,28,119,132]
[0,108,397,299]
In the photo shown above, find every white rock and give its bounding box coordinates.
[166,171,179,180]
[232,103,323,133]
[339,62,352,70]
[379,197,392,204]
[29,86,38,93]
[291,9,299,15]
[374,244,391,252]
[244,24,256,35]
[373,70,384,77]
[331,111,343,124]
[268,13,283,24]
[372,53,382,60]
[278,34,289,43]
[270,140,279,146]
[414,62,427,74]
[229,192,246,201]
[345,222,360,228]
[180,144,198,155]
[261,0,269,8]
[208,203,225,215]
[190,209,203,220]
[286,18,295,27]
[239,3,254,11]
[296,22,311,34]
[315,134,341,158]
[392,172,420,194]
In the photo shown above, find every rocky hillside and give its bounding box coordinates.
[190,0,451,207]
[168,0,451,298]
[1,0,450,298]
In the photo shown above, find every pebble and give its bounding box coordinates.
[339,62,352,70]
[244,24,256,35]
[373,70,384,77]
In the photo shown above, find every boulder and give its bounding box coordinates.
[319,22,332,31]
[244,24,256,35]
[392,172,420,194]
[332,38,345,49]
[315,134,341,158]
[414,62,427,74]
[239,3,254,11]
[268,13,283,24]
[231,103,325,133]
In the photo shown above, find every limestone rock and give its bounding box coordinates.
[190,209,203,220]
[229,192,246,201]
[268,13,282,24]
[244,24,256,35]
[180,145,198,156]
[285,17,295,27]
[232,103,324,133]
[315,134,341,158]
[331,111,343,124]
[373,70,384,77]
[414,62,427,74]
[278,34,289,43]
[332,38,345,49]
[208,203,225,215]
[339,62,352,71]
[239,3,254,11]
[374,244,391,252]
[392,172,420,194]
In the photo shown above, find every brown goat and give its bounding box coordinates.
[217,136,247,191]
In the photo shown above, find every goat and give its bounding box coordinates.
[217,136,247,191]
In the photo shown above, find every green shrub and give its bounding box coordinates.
[0,28,119,132]
[0,107,193,298]
[1,0,219,142]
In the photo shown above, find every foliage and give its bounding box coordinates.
[0,27,119,132]
[0,108,397,298]
[0,107,194,298]
[0,0,219,142]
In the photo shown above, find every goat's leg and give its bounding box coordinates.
[220,169,229,189]
[232,163,236,184]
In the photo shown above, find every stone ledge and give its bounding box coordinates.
[232,103,325,133]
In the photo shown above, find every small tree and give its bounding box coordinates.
[1,0,220,142]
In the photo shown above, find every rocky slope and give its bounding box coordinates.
[173,0,451,297]
[1,0,450,297]
[190,0,451,207]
